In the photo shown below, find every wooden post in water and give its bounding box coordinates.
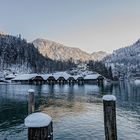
[103,95,117,140]
[25,112,53,140]
[28,89,35,114]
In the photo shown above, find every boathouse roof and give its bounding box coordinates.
[12,72,103,82]
[84,74,100,80]
[12,74,38,81]
[40,72,71,80]
[5,74,16,79]
[52,72,71,80]
[41,74,53,80]
[73,75,83,80]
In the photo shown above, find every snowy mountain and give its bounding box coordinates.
[0,34,78,74]
[33,38,92,62]
[33,38,107,62]
[0,33,108,74]
[0,34,55,73]
[91,51,108,60]
[0,31,7,35]
[104,39,140,79]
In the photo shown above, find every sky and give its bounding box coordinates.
[0,0,140,53]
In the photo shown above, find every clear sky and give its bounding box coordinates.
[0,0,140,53]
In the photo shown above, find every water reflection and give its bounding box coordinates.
[0,82,139,140]
[113,81,140,103]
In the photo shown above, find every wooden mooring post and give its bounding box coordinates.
[28,89,35,114]
[25,89,53,140]
[25,112,53,140]
[103,95,117,140]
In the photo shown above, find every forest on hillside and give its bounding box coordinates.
[0,34,76,73]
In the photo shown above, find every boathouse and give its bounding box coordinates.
[57,76,67,84]
[31,75,45,85]
[47,75,56,84]
[84,74,104,84]
[52,72,71,84]
[5,74,16,80]
[76,76,84,84]
[12,74,38,84]
[97,75,104,83]
[11,71,104,85]
[67,76,76,84]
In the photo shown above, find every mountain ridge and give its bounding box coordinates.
[33,38,108,62]
[104,38,140,78]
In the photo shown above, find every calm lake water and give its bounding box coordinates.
[0,82,140,140]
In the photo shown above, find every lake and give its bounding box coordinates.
[0,82,140,140]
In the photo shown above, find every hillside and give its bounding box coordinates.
[0,33,109,74]
[0,34,79,74]
[33,38,107,62]
[104,39,140,78]
[91,51,108,60]
[0,34,55,73]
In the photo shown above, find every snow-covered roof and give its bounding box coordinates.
[73,75,84,80]
[84,74,100,80]
[12,72,72,81]
[5,74,16,79]
[12,74,38,81]
[67,75,82,80]
[43,74,59,80]
[24,112,52,127]
[52,72,71,80]
[81,71,97,76]
[11,71,103,81]
[40,72,71,80]
[38,74,51,80]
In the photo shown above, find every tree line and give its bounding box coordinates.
[87,60,113,80]
[0,34,76,73]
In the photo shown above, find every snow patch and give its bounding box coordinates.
[28,89,35,93]
[25,112,52,128]
[12,74,38,81]
[103,95,116,101]
[134,79,140,85]
[84,74,100,80]
[5,74,16,79]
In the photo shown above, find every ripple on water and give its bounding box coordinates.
[0,83,140,140]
